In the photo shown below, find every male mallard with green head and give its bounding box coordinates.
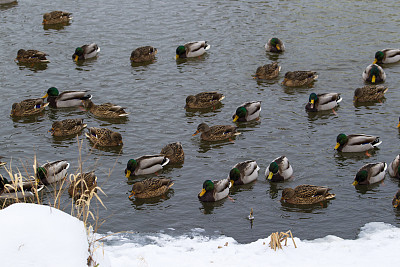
[266,156,293,182]
[125,155,169,177]
[374,49,400,64]
[176,41,210,59]
[129,178,173,199]
[362,64,386,83]
[229,160,260,185]
[265,38,285,53]
[352,162,387,186]
[198,178,231,202]
[305,93,342,112]
[72,43,100,61]
[334,133,381,153]
[232,101,261,122]
[42,87,92,108]
[36,160,69,185]
[281,185,335,205]
[193,122,240,141]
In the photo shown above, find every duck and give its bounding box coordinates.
[198,178,231,202]
[42,11,72,25]
[265,38,285,53]
[185,92,225,109]
[0,177,44,200]
[232,101,261,122]
[83,100,129,118]
[362,64,386,83]
[282,71,318,87]
[254,62,281,79]
[266,156,293,182]
[353,85,388,103]
[85,127,123,147]
[352,162,387,185]
[305,93,342,112]
[374,49,400,64]
[42,87,92,108]
[11,98,49,117]
[334,133,381,153]
[129,178,173,199]
[36,160,70,185]
[192,122,241,142]
[15,49,49,63]
[72,43,100,61]
[130,46,157,63]
[125,155,169,177]
[176,41,210,59]
[50,118,87,137]
[229,160,260,185]
[68,172,97,200]
[392,190,400,208]
[160,142,184,164]
[388,154,400,178]
[281,185,335,205]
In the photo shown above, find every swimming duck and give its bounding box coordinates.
[254,62,281,79]
[352,162,387,185]
[229,160,260,185]
[36,160,70,185]
[72,43,100,61]
[392,190,400,208]
[42,11,72,25]
[232,101,261,122]
[388,154,400,178]
[362,64,386,83]
[305,93,342,112]
[176,41,210,59]
[185,92,225,109]
[282,71,318,87]
[334,133,381,153]
[15,49,49,63]
[125,155,169,177]
[160,142,184,164]
[266,156,293,182]
[42,87,92,108]
[83,100,129,118]
[11,98,49,117]
[0,177,44,200]
[192,122,241,142]
[353,85,388,103]
[129,178,173,199]
[68,172,97,200]
[130,46,157,63]
[50,118,87,137]
[374,49,400,64]
[281,185,335,205]
[265,38,285,53]
[85,127,123,147]
[198,178,231,202]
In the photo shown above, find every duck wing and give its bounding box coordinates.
[137,155,169,169]
[346,134,378,145]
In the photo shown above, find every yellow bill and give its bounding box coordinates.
[352,181,358,186]
[233,115,239,122]
[276,44,281,51]
[125,170,131,178]
[267,172,273,180]
[199,188,206,197]
[371,75,376,83]
[42,93,48,99]
[397,122,400,128]
[334,143,340,150]
[74,55,79,62]
[373,59,377,64]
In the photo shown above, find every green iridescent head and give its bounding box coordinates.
[229,168,241,181]
[202,180,214,191]
[125,159,137,178]
[75,47,84,56]
[336,133,348,145]
[270,38,279,46]
[235,106,247,118]
[375,51,384,62]
[354,170,368,184]
[36,167,47,181]
[269,162,279,174]
[46,87,59,97]
[309,93,318,102]
[176,46,186,57]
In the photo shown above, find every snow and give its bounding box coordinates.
[0,203,399,267]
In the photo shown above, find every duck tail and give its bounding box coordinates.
[372,138,382,147]
[161,157,170,167]
[81,94,92,100]
[336,95,343,103]
[204,41,211,50]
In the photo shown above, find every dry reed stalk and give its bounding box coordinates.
[268,230,297,250]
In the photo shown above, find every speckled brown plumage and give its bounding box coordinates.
[130,46,157,63]
[129,178,173,199]
[84,100,128,119]
[50,118,86,137]
[193,122,240,141]
[282,71,318,87]
[15,49,49,63]
[85,127,123,147]
[353,85,388,103]
[42,11,72,25]
[281,185,335,205]
[11,98,49,117]
[160,142,184,164]
[255,62,281,79]
[68,172,97,200]
[185,92,225,109]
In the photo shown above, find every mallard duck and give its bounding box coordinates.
[85,127,123,147]
[36,160,69,185]
[353,85,388,103]
[83,100,128,118]
[392,189,400,208]
[11,98,49,117]
[265,38,285,53]
[42,11,72,25]
[266,156,293,182]
[42,87,92,108]
[362,64,386,83]
[129,178,173,199]
[15,49,49,63]
[229,160,260,185]
[130,46,157,63]
[125,155,169,177]
[334,133,381,153]
[50,118,87,137]
[281,185,335,205]
[198,178,231,202]
[374,49,400,64]
[160,142,184,164]
[72,43,100,61]
[353,162,387,185]
[0,177,44,200]
[388,154,400,178]
[282,71,318,87]
[176,41,210,59]
[192,122,241,141]
[254,62,281,79]
[305,93,342,112]
[68,172,97,200]
[232,101,261,122]
[185,92,225,109]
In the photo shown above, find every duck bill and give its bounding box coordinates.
[42,93,48,99]
[267,172,273,180]
[371,75,376,83]
[233,115,239,122]
[276,44,281,51]
[373,59,377,64]
[175,54,179,60]
[74,55,79,62]
[128,192,135,199]
[352,181,358,186]
[192,130,200,136]
[199,188,206,197]
[49,128,54,135]
[310,99,315,108]
[230,180,234,187]
[334,143,340,150]
[397,122,400,128]
[125,170,131,178]
[393,199,400,208]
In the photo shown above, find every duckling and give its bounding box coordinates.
[334,133,381,153]
[83,100,129,118]
[392,189,400,208]
[281,185,335,205]
[125,155,169,177]
[176,41,210,59]
[129,178,173,199]
[42,87,92,108]
[160,142,184,164]
[185,92,225,109]
[229,160,260,185]
[85,127,123,147]
[11,98,49,117]
[198,178,231,202]
[388,154,400,178]
[192,122,241,141]
[254,62,281,79]
[374,49,400,64]
[232,101,261,122]
[15,49,49,63]
[68,172,97,200]
[50,118,87,137]
[352,162,387,185]
[282,71,318,87]
[42,11,72,25]
[130,46,157,63]
[305,93,342,112]
[362,64,386,83]
[72,43,100,61]
[266,156,293,182]
[36,160,69,185]
[265,38,285,53]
